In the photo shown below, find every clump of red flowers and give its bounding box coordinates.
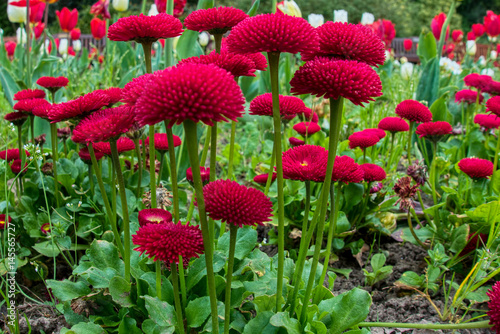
[93,137,135,156]
[487,96,500,117]
[14,89,45,101]
[474,114,500,130]
[458,158,493,179]
[179,50,258,77]
[455,89,483,104]
[329,155,364,184]
[253,173,277,185]
[145,134,182,153]
[48,90,110,122]
[415,121,452,141]
[487,281,500,333]
[360,163,386,182]
[349,131,380,150]
[0,149,30,161]
[186,167,210,186]
[464,73,493,92]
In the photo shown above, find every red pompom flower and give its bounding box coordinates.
[349,131,380,149]
[361,128,386,139]
[329,155,364,184]
[13,89,45,101]
[202,179,273,227]
[395,100,433,123]
[121,73,154,108]
[249,93,305,120]
[4,112,28,126]
[0,214,12,230]
[455,89,483,104]
[99,87,123,107]
[293,122,321,136]
[36,76,69,93]
[281,145,328,182]
[184,7,248,35]
[93,137,136,155]
[48,90,110,122]
[13,98,49,115]
[0,149,30,161]
[186,167,210,186]
[145,133,182,153]
[474,114,500,130]
[78,146,104,162]
[415,121,452,141]
[487,96,500,117]
[253,173,277,185]
[289,137,305,147]
[487,281,500,333]
[360,163,386,182]
[378,117,409,133]
[138,208,173,227]
[458,158,494,179]
[179,50,257,77]
[464,73,493,92]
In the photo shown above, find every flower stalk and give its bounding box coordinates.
[171,263,186,334]
[133,138,143,197]
[224,224,238,334]
[50,123,59,207]
[166,127,180,222]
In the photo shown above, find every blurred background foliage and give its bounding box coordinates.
[1,0,500,37]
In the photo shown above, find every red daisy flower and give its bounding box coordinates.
[290,57,382,106]
[464,73,493,92]
[221,38,268,71]
[93,137,136,155]
[378,117,409,133]
[487,281,500,333]
[301,22,385,67]
[289,137,305,147]
[13,89,45,101]
[0,149,30,161]
[107,13,183,44]
[186,166,210,186]
[329,155,365,184]
[155,0,186,18]
[72,105,135,144]
[281,145,328,182]
[144,133,182,152]
[4,112,28,126]
[184,7,248,35]
[415,121,452,141]
[14,98,50,114]
[132,221,204,264]
[395,100,433,123]
[99,87,122,107]
[474,114,500,130]
[121,73,154,108]
[484,81,500,96]
[78,146,104,162]
[40,222,51,234]
[458,158,493,179]
[487,96,500,117]
[249,93,305,120]
[179,50,257,77]
[10,159,28,175]
[202,179,273,227]
[48,90,110,122]
[293,122,321,136]
[226,12,318,54]
[36,76,69,93]
[0,214,12,230]
[455,89,483,104]
[361,128,386,139]
[138,208,173,227]
[32,102,53,120]
[360,163,386,182]
[253,173,277,185]
[135,63,245,127]
[349,131,380,149]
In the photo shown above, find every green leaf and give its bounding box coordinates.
[176,30,204,60]
[247,0,260,16]
[61,322,105,334]
[449,224,469,253]
[492,170,500,195]
[343,183,364,211]
[187,251,226,290]
[417,32,437,63]
[253,295,276,314]
[217,226,257,260]
[46,280,91,302]
[142,295,176,329]
[370,253,386,273]
[33,241,60,257]
[416,57,440,106]
[269,312,301,334]
[318,288,372,334]
[466,201,500,225]
[0,67,20,107]
[243,311,278,334]
[197,0,214,9]
[186,296,211,328]
[118,317,142,334]
[396,271,424,288]
[430,96,450,122]
[87,240,124,275]
[109,276,134,307]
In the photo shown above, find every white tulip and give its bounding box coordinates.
[7,0,26,23]
[277,0,301,17]
[401,62,414,80]
[148,4,159,16]
[16,27,27,44]
[198,32,210,47]
[491,50,498,60]
[112,0,129,12]
[59,38,68,55]
[72,40,82,52]
[488,36,498,43]
[361,12,375,25]
[481,68,494,77]
[400,56,408,64]
[334,10,348,23]
[393,59,400,67]
[478,56,486,66]
[466,40,477,56]
[308,14,324,28]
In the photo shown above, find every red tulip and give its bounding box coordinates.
[484,11,500,38]
[30,1,45,23]
[443,43,455,55]
[452,29,463,43]
[91,18,106,40]
[56,8,78,32]
[370,19,396,49]
[5,41,16,57]
[98,55,104,64]
[403,39,412,51]
[33,22,45,39]
[90,0,111,19]
[70,28,81,40]
[68,46,75,56]
[472,23,485,38]
[431,13,449,41]
[467,31,476,41]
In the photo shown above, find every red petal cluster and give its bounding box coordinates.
[4,112,28,126]
[487,281,500,333]
[330,155,364,184]
[10,159,28,174]
[487,96,500,117]
[290,57,382,106]
[32,103,52,119]
[202,179,273,227]
[135,63,245,127]
[14,98,49,114]
[459,233,488,257]
[293,122,321,136]
[121,73,154,108]
[395,100,433,123]
[13,89,45,101]
[458,158,493,179]
[464,73,493,92]
[249,93,305,120]
[360,163,386,182]
[484,81,500,95]
[362,128,386,139]
[0,214,12,230]
[154,0,186,18]
[48,90,110,122]
[107,13,183,43]
[99,87,122,107]
[474,114,500,130]
[455,89,483,104]
[484,10,500,37]
[349,131,380,149]
[184,7,248,34]
[132,221,204,264]
[138,208,173,227]
[281,145,328,182]
[36,76,69,91]
[78,146,104,162]
[179,50,257,77]
[145,133,182,152]
[93,137,135,155]
[289,137,305,147]
[415,121,452,139]
[221,38,268,71]
[301,22,385,67]
[378,117,409,133]
[253,173,277,185]
[186,167,210,185]
[0,149,30,161]
[226,12,318,54]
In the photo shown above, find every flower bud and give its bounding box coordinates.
[481,68,494,77]
[400,56,408,64]
[277,0,301,18]
[148,4,159,16]
[401,62,414,80]
[491,50,498,60]
[334,9,348,23]
[16,27,27,44]
[72,39,82,52]
[58,38,68,55]
[308,13,324,28]
[198,32,209,47]
[7,0,26,23]
[466,40,477,56]
[112,0,129,12]
[361,12,374,25]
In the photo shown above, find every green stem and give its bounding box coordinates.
[133,138,143,198]
[50,123,59,207]
[29,115,35,145]
[408,121,414,165]
[387,132,395,170]
[416,191,432,228]
[210,123,218,182]
[140,0,147,14]
[268,51,285,312]
[110,140,131,281]
[214,34,222,54]
[299,97,344,326]
[319,183,341,286]
[111,166,117,224]
[178,255,187,308]
[158,151,165,186]
[358,320,491,330]
[165,0,174,67]
[166,127,180,222]
[492,127,500,188]
[171,263,186,334]
[430,141,438,206]
[224,224,238,334]
[407,209,428,249]
[143,42,153,74]
[149,126,157,209]
[156,261,162,299]
[227,121,237,180]
[264,143,276,196]
[17,125,24,194]
[88,143,124,256]
[26,0,32,88]
[183,119,219,334]
[88,164,94,196]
